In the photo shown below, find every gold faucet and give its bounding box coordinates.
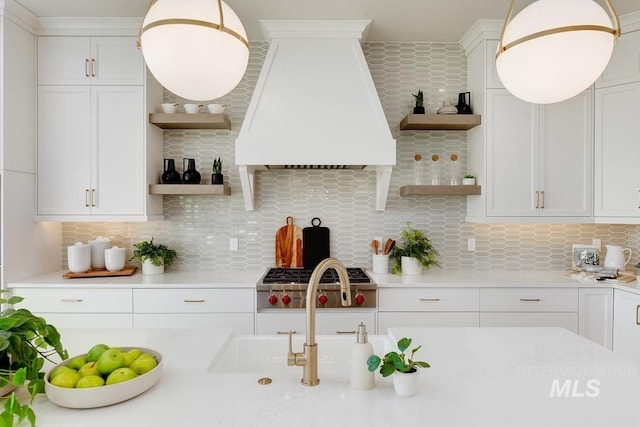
[287,258,352,386]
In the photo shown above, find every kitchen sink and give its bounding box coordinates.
[208,334,391,377]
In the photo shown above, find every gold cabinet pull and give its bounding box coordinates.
[419,298,441,302]
[183,299,205,303]
[336,330,356,334]
[636,305,640,326]
[91,189,96,207]
[520,298,541,302]
[61,298,83,303]
[535,191,540,208]
[540,191,545,209]
[637,190,640,209]
[85,58,90,77]
[277,330,297,335]
[91,58,96,77]
[85,189,90,207]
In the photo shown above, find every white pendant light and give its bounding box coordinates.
[496,0,620,104]
[138,0,249,101]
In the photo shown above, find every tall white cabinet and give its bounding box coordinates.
[462,29,593,222]
[613,289,640,363]
[36,35,163,221]
[594,27,640,223]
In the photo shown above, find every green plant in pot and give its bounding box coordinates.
[412,90,425,114]
[130,238,177,275]
[367,337,430,397]
[390,224,439,275]
[0,291,68,426]
[211,157,224,185]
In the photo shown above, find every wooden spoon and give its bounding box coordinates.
[383,239,396,255]
[371,240,379,255]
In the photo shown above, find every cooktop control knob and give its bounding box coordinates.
[281,294,291,305]
[268,294,278,305]
[355,292,365,305]
[318,293,328,305]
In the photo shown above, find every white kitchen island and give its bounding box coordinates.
[28,327,640,426]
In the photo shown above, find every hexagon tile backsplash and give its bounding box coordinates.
[62,41,636,272]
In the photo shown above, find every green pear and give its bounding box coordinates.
[97,348,124,375]
[130,356,158,375]
[50,370,80,388]
[86,344,110,362]
[127,348,143,360]
[49,366,76,380]
[66,356,87,370]
[75,375,105,388]
[106,368,138,385]
[78,361,99,377]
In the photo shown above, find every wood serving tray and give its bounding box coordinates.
[63,266,137,278]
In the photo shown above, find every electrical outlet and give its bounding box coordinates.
[229,237,238,251]
[467,238,476,252]
[592,238,601,250]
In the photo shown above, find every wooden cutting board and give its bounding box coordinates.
[63,266,137,278]
[275,216,303,268]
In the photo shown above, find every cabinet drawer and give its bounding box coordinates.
[480,288,578,312]
[134,313,254,334]
[133,288,254,313]
[378,312,479,332]
[256,311,376,335]
[479,312,578,333]
[378,288,479,312]
[33,313,133,329]
[13,288,132,313]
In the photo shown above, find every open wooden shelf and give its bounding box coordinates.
[400,185,481,196]
[149,113,231,130]
[399,114,481,131]
[149,183,231,195]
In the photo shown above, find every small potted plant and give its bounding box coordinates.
[367,337,430,397]
[412,90,425,114]
[462,174,476,185]
[130,237,177,275]
[390,224,439,275]
[211,157,224,185]
[0,291,68,425]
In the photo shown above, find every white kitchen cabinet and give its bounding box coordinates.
[38,36,143,86]
[613,289,640,363]
[578,288,613,349]
[594,81,640,222]
[483,89,592,218]
[464,33,593,223]
[595,29,640,88]
[12,287,134,328]
[479,287,579,333]
[255,310,376,335]
[36,35,163,221]
[378,312,479,332]
[133,288,255,333]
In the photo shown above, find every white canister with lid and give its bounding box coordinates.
[67,242,91,273]
[89,236,111,269]
[104,246,127,272]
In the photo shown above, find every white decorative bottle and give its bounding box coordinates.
[350,322,375,390]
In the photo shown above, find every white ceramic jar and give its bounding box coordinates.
[104,246,127,272]
[393,370,420,397]
[142,259,164,275]
[401,256,423,275]
[67,242,91,273]
[89,237,111,270]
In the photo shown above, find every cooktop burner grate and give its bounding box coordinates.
[261,267,371,284]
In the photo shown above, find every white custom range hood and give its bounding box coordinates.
[235,20,396,210]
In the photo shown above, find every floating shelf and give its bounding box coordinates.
[149,113,231,130]
[400,185,481,196]
[399,114,481,131]
[149,183,231,195]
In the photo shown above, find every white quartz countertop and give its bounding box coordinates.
[28,327,640,426]
[9,268,640,295]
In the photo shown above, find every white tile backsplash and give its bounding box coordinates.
[62,41,637,272]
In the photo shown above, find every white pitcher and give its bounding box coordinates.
[604,245,632,271]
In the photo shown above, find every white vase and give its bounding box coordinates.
[462,177,476,185]
[142,259,164,275]
[401,256,423,275]
[393,369,420,397]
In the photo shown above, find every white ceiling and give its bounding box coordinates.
[12,0,640,42]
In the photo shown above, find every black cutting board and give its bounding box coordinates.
[302,217,330,269]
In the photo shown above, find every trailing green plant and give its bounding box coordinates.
[367,337,430,377]
[130,237,177,267]
[212,157,222,175]
[0,291,68,427]
[412,90,424,107]
[390,224,439,274]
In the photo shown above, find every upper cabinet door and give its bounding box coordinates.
[90,37,143,86]
[38,37,91,85]
[596,29,640,88]
[37,37,143,86]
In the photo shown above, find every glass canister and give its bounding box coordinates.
[430,154,441,185]
[414,153,425,185]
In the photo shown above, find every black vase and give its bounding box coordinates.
[456,92,472,114]
[182,158,201,184]
[161,159,182,184]
[413,106,425,114]
[211,173,224,185]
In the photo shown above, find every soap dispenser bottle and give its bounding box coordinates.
[350,322,375,390]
